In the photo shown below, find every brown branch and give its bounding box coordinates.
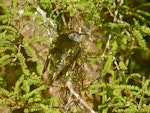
[66,78,97,113]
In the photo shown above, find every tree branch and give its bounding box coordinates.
[66,78,97,113]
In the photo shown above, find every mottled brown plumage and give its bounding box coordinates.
[43,32,81,85]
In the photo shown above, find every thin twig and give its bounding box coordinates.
[66,78,97,113]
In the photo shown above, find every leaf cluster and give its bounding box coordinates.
[0,0,150,113]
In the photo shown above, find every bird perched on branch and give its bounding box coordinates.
[42,32,82,85]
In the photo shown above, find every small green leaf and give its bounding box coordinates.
[119,61,127,70]
[140,26,150,35]
[0,55,11,66]
[102,55,113,76]
[14,75,25,95]
[17,53,30,75]
[132,29,147,50]
[22,80,30,93]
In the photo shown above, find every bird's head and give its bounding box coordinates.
[68,32,85,43]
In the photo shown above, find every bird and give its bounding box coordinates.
[42,32,82,85]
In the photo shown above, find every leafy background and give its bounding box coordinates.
[0,0,150,113]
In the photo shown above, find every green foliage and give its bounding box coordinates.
[0,0,150,113]
[132,29,147,50]
[0,1,58,112]
[102,54,113,76]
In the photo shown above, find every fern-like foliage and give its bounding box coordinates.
[0,0,150,113]
[0,1,58,112]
